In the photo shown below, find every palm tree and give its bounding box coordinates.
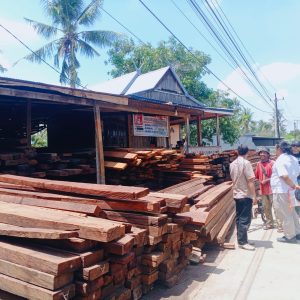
[240,107,254,134]
[24,0,121,87]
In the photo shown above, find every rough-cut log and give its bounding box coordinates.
[0,223,78,239]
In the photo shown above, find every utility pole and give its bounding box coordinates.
[274,93,284,139]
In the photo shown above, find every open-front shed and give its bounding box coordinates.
[0,67,232,185]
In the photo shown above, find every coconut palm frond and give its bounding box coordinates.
[23,40,58,64]
[80,30,121,48]
[76,0,102,26]
[25,18,60,39]
[77,39,99,58]
[0,65,7,73]
[40,0,83,26]
[59,56,69,85]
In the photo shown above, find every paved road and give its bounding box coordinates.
[144,216,300,300]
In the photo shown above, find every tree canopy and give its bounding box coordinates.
[23,0,121,87]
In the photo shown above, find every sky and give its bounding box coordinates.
[1,0,300,131]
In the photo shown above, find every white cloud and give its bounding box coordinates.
[0,18,40,46]
[218,62,300,99]
[259,62,300,85]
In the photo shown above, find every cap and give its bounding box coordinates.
[257,147,270,155]
[291,141,300,147]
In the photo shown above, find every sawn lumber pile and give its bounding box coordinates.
[0,174,235,299]
[178,151,238,183]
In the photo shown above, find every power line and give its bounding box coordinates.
[202,0,274,103]
[100,7,146,45]
[0,23,90,90]
[170,0,237,71]
[138,0,272,114]
[188,0,274,108]
[212,0,277,93]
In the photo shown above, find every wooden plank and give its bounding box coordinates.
[104,151,137,161]
[0,274,75,300]
[0,190,101,216]
[0,223,78,239]
[0,240,82,275]
[103,235,134,255]
[102,210,167,226]
[81,261,109,281]
[104,161,128,170]
[0,175,149,200]
[0,189,158,213]
[0,259,73,290]
[0,202,125,242]
[195,182,232,208]
[149,192,188,208]
[215,210,236,244]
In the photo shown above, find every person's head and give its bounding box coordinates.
[237,145,249,157]
[275,141,291,157]
[291,141,300,154]
[258,147,270,162]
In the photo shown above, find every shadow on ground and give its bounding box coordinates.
[142,245,227,300]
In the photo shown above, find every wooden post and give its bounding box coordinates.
[197,116,202,146]
[26,100,32,148]
[94,105,105,184]
[127,114,133,148]
[185,115,190,153]
[216,114,221,147]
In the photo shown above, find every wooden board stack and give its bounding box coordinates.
[178,151,238,183]
[174,182,235,249]
[0,174,235,298]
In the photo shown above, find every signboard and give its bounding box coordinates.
[133,114,169,137]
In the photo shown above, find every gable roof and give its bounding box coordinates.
[91,70,139,95]
[92,66,188,96]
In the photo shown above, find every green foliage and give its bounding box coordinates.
[31,128,48,148]
[106,37,211,97]
[23,0,121,87]
[284,130,300,142]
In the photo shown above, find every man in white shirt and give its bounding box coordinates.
[271,142,300,243]
[230,145,257,250]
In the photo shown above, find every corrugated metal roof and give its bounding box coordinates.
[124,66,170,95]
[91,71,138,95]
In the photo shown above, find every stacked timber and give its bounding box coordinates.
[174,182,235,249]
[0,174,235,298]
[104,148,185,186]
[178,151,238,183]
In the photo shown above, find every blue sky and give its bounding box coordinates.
[1,0,300,130]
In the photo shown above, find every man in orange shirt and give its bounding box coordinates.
[255,147,282,231]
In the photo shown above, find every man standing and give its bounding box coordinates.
[271,142,300,243]
[255,147,282,231]
[230,145,257,250]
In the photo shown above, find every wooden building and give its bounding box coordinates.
[0,67,232,184]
